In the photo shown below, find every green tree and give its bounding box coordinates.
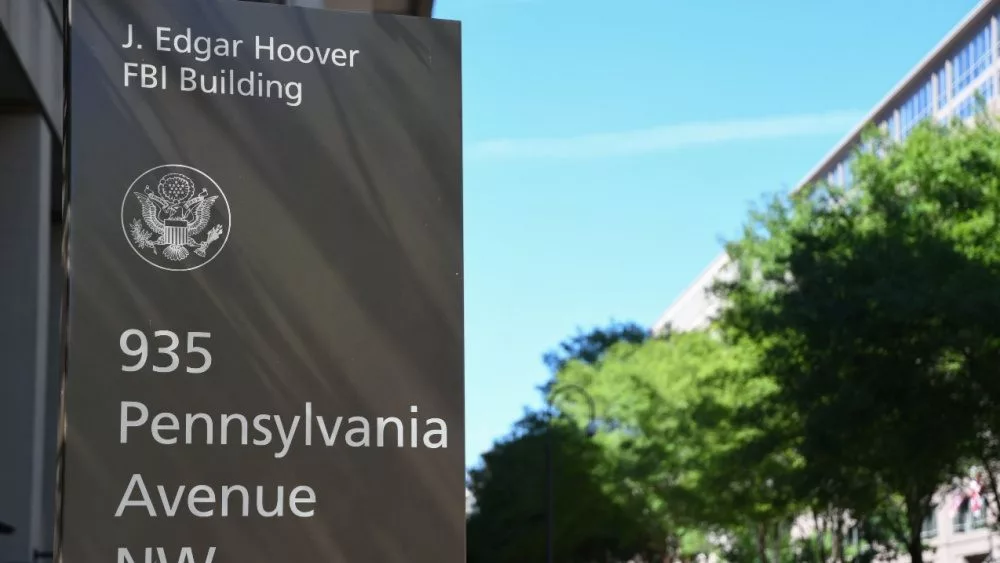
[714,116,1000,563]
[555,330,800,563]
[466,411,654,563]
[542,320,650,375]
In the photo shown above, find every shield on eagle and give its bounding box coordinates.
[121,165,231,271]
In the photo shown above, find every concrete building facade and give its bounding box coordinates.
[0,3,68,562]
[0,1,433,562]
[653,1,1000,561]
[654,0,1000,335]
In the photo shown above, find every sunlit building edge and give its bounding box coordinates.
[651,1,1000,561]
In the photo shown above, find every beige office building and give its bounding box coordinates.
[653,0,1000,561]
[656,0,1000,335]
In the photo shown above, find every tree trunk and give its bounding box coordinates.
[980,456,1000,525]
[772,520,783,563]
[756,522,769,563]
[831,510,844,563]
[663,533,676,563]
[904,495,926,563]
[813,512,827,563]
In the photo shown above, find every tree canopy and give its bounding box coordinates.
[555,329,802,562]
[466,411,657,563]
[469,116,1000,563]
[714,117,1000,563]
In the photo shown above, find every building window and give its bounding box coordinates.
[937,68,949,109]
[847,524,861,549]
[921,507,938,539]
[843,154,855,188]
[900,80,933,139]
[826,164,841,187]
[953,498,987,533]
[951,24,993,98]
[885,115,897,140]
[954,79,996,119]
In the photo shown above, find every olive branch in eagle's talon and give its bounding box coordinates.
[129,219,158,255]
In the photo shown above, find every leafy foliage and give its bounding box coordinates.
[714,117,1000,562]
[542,321,650,375]
[553,330,801,561]
[466,413,655,563]
[469,116,1000,563]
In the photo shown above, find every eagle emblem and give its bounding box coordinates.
[122,165,231,271]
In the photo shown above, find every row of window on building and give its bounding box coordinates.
[823,503,988,555]
[823,17,999,188]
[920,501,989,539]
[827,504,987,556]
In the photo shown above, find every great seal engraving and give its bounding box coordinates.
[121,164,231,271]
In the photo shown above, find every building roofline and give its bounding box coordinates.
[791,0,997,190]
[651,253,730,333]
[652,0,1000,334]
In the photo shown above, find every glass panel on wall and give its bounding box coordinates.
[937,68,948,109]
[901,80,932,139]
[955,79,996,120]
[952,24,993,97]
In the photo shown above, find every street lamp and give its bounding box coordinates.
[544,383,597,563]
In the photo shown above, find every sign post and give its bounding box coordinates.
[62,0,463,561]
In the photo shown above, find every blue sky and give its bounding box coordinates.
[432,0,984,469]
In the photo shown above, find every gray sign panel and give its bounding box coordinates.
[62,1,463,561]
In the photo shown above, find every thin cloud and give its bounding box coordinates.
[469,109,866,160]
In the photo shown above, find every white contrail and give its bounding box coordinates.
[469,109,865,160]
